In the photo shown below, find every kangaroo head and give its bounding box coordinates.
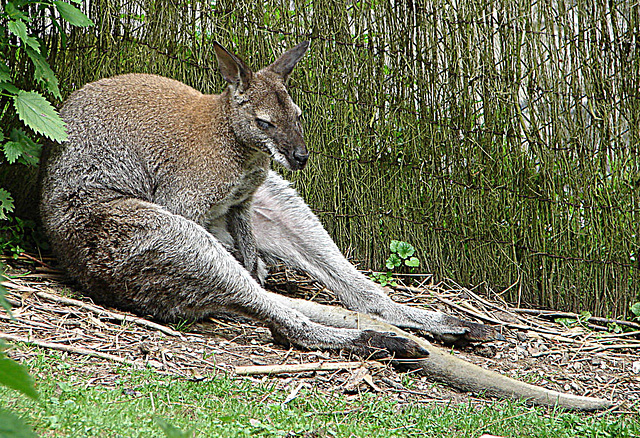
[213,41,310,171]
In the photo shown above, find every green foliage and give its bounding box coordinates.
[0,217,43,258]
[556,311,592,329]
[52,1,95,28]
[0,190,15,221]
[0,266,39,438]
[13,91,67,142]
[0,349,39,401]
[631,303,640,321]
[3,354,640,437]
[386,240,420,270]
[372,240,421,286]
[0,0,93,220]
[0,411,37,438]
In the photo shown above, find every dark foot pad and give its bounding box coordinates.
[433,316,505,345]
[353,330,429,359]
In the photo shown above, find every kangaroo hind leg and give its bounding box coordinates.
[62,197,426,358]
[251,171,499,343]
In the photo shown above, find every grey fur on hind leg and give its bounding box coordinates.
[252,171,499,343]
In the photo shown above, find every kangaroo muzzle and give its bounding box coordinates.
[288,145,309,170]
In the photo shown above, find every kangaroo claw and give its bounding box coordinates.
[354,330,430,359]
[431,316,504,346]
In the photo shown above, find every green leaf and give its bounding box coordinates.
[54,1,94,27]
[0,353,39,400]
[0,64,10,83]
[3,131,40,166]
[7,130,41,166]
[4,2,30,21]
[0,409,37,438]
[7,20,28,43]
[556,317,577,328]
[0,82,20,94]
[155,417,192,438]
[578,311,592,323]
[0,189,14,220]
[3,142,22,164]
[13,91,67,142]
[26,48,61,99]
[7,20,40,52]
[395,241,415,259]
[404,256,420,267]
[631,302,640,318]
[389,240,400,253]
[385,254,402,270]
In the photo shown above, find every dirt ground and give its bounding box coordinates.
[2,256,639,414]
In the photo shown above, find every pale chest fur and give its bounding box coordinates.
[203,154,269,224]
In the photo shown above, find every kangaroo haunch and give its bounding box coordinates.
[39,41,610,411]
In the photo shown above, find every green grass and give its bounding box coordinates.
[1,350,639,438]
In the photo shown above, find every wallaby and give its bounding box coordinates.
[39,41,610,410]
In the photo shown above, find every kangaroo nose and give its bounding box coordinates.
[293,149,309,167]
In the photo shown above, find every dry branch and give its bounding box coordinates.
[0,332,141,368]
[235,361,384,376]
[2,280,182,338]
[513,308,640,332]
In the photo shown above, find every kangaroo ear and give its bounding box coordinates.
[213,42,253,92]
[267,40,310,82]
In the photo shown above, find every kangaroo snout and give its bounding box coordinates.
[290,146,309,170]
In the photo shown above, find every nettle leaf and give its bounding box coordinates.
[0,64,10,83]
[7,19,28,42]
[385,253,402,270]
[7,20,40,52]
[0,189,14,220]
[395,241,415,259]
[0,82,20,94]
[26,48,61,99]
[0,352,39,400]
[4,2,30,21]
[3,142,22,164]
[404,256,420,267]
[9,129,41,166]
[14,90,67,142]
[54,1,94,27]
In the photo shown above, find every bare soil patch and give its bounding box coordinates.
[2,255,639,414]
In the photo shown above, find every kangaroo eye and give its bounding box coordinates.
[256,118,273,130]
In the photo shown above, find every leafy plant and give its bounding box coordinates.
[371,240,421,286]
[0,0,94,221]
[386,240,420,270]
[0,216,45,258]
[631,302,640,321]
[556,311,592,329]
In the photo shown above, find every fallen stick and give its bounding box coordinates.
[2,280,182,338]
[235,361,383,376]
[512,308,640,331]
[395,285,541,332]
[0,332,140,367]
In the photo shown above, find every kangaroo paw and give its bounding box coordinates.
[353,330,430,359]
[430,315,505,345]
[269,325,429,359]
